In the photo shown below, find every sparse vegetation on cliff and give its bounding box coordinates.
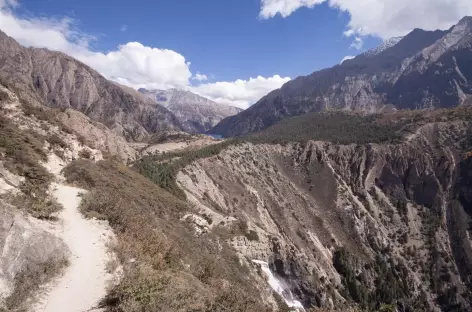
[134,139,242,198]
[247,106,472,146]
[333,247,429,311]
[247,111,406,145]
[0,115,61,219]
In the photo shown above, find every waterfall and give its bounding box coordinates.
[252,260,305,311]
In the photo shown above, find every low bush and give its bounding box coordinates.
[0,116,57,219]
[5,192,62,220]
[4,259,68,311]
[245,230,259,242]
[21,100,58,124]
[46,133,68,149]
[78,149,92,159]
[0,89,9,102]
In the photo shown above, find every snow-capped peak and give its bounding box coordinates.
[364,36,404,56]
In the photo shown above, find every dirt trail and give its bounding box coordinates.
[32,184,116,312]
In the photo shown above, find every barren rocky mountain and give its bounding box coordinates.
[2,57,472,311]
[2,11,472,312]
[139,88,242,133]
[213,16,472,137]
[0,31,181,141]
[175,113,472,311]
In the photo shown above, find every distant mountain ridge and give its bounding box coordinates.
[212,16,472,137]
[139,88,242,133]
[0,30,181,141]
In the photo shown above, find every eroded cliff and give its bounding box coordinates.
[177,121,472,311]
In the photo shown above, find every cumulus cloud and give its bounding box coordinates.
[340,55,355,64]
[190,75,291,109]
[120,24,127,32]
[192,73,208,81]
[260,0,472,39]
[81,43,192,89]
[260,0,324,19]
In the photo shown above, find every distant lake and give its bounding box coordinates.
[208,134,224,139]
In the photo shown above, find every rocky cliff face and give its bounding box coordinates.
[0,31,181,141]
[213,16,472,137]
[55,109,138,162]
[177,121,472,311]
[139,88,242,133]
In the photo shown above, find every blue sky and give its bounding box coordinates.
[13,0,378,80]
[1,0,470,108]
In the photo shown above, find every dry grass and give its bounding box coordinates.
[2,259,69,312]
[46,133,68,149]
[63,159,272,312]
[4,193,62,220]
[0,116,61,219]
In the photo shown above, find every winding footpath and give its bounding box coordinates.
[33,184,115,312]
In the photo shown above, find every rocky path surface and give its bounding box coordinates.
[32,184,115,312]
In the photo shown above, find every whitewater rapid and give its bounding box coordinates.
[252,260,305,311]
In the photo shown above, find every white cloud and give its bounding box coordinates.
[120,24,127,32]
[350,37,363,50]
[259,0,324,19]
[340,55,355,64]
[80,42,192,89]
[192,73,208,81]
[0,0,17,8]
[190,75,291,109]
[260,0,472,39]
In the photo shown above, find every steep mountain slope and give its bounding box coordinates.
[0,31,181,141]
[213,16,472,137]
[139,88,242,133]
[175,114,472,311]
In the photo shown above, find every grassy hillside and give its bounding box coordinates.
[63,159,274,312]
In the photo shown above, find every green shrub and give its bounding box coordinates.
[245,230,259,242]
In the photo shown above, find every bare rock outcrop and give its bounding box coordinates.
[0,200,69,299]
[56,109,137,162]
